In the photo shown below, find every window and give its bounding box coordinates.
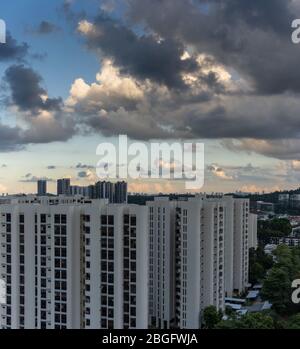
[130,216,136,226]
[101,216,107,225]
[61,215,67,224]
[108,216,114,225]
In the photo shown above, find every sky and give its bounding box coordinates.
[1,0,300,194]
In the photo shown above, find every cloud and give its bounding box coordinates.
[62,2,300,159]
[75,163,94,169]
[2,0,300,166]
[78,15,199,89]
[207,164,233,180]
[47,165,56,170]
[19,175,55,183]
[100,0,116,13]
[2,64,75,148]
[31,21,61,35]
[77,170,96,181]
[66,59,144,113]
[4,64,62,113]
[127,0,299,94]
[222,139,300,161]
[0,32,29,62]
[0,123,25,152]
[78,170,89,178]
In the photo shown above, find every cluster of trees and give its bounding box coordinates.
[261,245,300,315]
[203,306,300,329]
[258,218,292,243]
[249,247,274,285]
[203,244,300,329]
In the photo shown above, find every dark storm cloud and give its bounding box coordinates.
[202,0,293,34]
[0,124,24,152]
[0,119,74,152]
[4,65,62,113]
[0,32,28,61]
[1,65,74,150]
[80,14,198,89]
[127,0,300,94]
[173,95,300,140]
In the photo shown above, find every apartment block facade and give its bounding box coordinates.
[0,194,257,329]
[147,195,256,328]
[0,197,148,329]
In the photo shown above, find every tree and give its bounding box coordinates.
[287,314,300,329]
[261,267,292,314]
[203,306,222,329]
[216,312,275,329]
[258,218,292,243]
[261,245,300,315]
[249,247,273,284]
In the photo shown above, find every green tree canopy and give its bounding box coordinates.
[203,306,223,329]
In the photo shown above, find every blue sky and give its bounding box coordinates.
[0,0,300,194]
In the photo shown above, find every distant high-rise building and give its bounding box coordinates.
[95,181,114,203]
[278,193,289,203]
[290,194,300,209]
[57,179,70,196]
[69,186,89,197]
[114,182,128,204]
[37,180,47,196]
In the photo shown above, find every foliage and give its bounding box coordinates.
[203,306,223,329]
[261,245,300,315]
[258,218,292,243]
[249,247,274,285]
[216,312,275,329]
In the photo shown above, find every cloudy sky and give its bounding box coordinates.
[1,0,300,194]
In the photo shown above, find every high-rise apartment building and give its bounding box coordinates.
[147,198,176,329]
[0,197,148,329]
[81,203,148,329]
[114,182,128,204]
[248,213,258,250]
[174,197,225,329]
[232,198,250,294]
[57,179,71,196]
[37,180,47,196]
[147,195,256,328]
[147,196,225,329]
[94,182,114,203]
[0,193,257,330]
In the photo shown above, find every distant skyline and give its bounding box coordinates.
[1,1,300,195]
